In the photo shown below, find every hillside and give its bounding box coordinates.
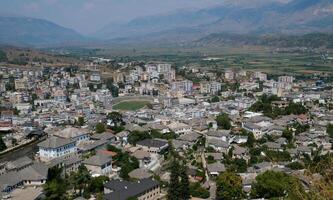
[0,17,86,46]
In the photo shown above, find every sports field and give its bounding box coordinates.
[112,100,150,111]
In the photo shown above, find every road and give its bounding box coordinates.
[201,152,216,200]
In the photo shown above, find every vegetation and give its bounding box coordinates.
[107,145,139,179]
[167,158,190,200]
[189,183,210,199]
[250,94,307,118]
[0,50,7,62]
[286,162,305,170]
[211,96,220,103]
[112,100,150,111]
[77,116,85,126]
[95,123,106,133]
[106,78,119,97]
[216,113,231,130]
[216,172,244,200]
[251,171,307,199]
[327,124,333,138]
[0,137,7,152]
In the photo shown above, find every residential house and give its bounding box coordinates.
[104,178,161,200]
[136,139,169,154]
[83,154,113,177]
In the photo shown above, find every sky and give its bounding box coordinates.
[0,0,225,35]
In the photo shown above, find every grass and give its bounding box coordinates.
[112,100,150,111]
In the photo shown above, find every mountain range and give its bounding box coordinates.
[1,0,333,47]
[0,16,86,46]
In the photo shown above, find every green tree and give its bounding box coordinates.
[216,172,244,200]
[327,124,333,138]
[167,159,181,200]
[251,171,307,199]
[95,123,106,133]
[87,176,109,193]
[211,96,220,103]
[282,128,293,144]
[216,113,231,130]
[77,116,85,126]
[0,50,7,62]
[44,180,67,200]
[0,137,7,151]
[44,166,66,200]
[72,165,91,195]
[179,165,190,200]
[128,131,151,145]
[189,183,210,199]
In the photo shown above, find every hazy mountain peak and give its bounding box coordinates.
[0,16,86,46]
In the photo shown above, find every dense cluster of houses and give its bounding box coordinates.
[0,61,332,199]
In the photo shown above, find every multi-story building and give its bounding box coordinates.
[37,136,77,162]
[171,80,193,93]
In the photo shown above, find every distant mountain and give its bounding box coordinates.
[97,0,333,44]
[0,16,87,46]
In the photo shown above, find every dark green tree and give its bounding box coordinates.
[216,171,244,200]
[251,171,307,199]
[0,137,7,151]
[77,116,85,126]
[179,165,190,200]
[327,124,333,138]
[216,113,231,130]
[211,96,220,103]
[282,128,294,143]
[167,159,181,200]
[95,123,106,133]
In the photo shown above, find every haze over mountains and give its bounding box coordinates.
[1,0,333,47]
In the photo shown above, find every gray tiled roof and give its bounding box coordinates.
[136,138,168,148]
[38,136,75,148]
[207,162,226,173]
[104,178,159,200]
[83,154,112,166]
[6,156,33,170]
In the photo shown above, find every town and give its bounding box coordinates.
[0,54,332,200]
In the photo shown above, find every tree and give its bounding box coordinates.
[327,124,333,138]
[44,166,66,200]
[167,159,190,200]
[179,165,190,200]
[216,172,244,200]
[95,123,106,133]
[282,128,294,143]
[44,180,67,200]
[189,183,210,199]
[0,50,7,62]
[77,116,85,126]
[0,137,7,151]
[251,171,307,199]
[87,176,109,193]
[128,131,151,145]
[72,165,91,195]
[107,112,123,125]
[211,96,220,103]
[168,159,181,200]
[216,113,231,130]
